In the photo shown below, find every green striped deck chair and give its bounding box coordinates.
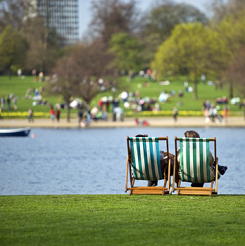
[173,137,218,196]
[125,136,171,195]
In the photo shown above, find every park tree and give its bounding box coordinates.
[138,33,162,69]
[152,22,229,99]
[224,47,245,99]
[46,39,116,122]
[88,0,140,46]
[209,0,245,23]
[139,0,207,68]
[145,0,207,41]
[46,55,80,122]
[0,25,26,79]
[0,0,35,33]
[20,17,58,74]
[74,39,116,104]
[109,32,143,74]
[216,9,245,98]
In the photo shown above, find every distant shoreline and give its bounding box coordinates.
[0,117,245,128]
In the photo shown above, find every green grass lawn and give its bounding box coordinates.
[0,195,244,245]
[0,75,244,118]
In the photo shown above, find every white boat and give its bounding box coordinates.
[0,128,31,137]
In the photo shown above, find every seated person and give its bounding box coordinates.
[147,150,175,187]
[176,130,227,187]
[131,134,174,187]
[148,130,228,187]
[135,118,149,126]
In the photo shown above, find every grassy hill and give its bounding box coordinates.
[0,75,243,118]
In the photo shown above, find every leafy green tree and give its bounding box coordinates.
[152,22,229,99]
[138,33,162,69]
[20,17,58,74]
[139,0,207,68]
[224,46,245,99]
[218,10,245,54]
[217,10,245,98]
[0,25,26,79]
[109,32,143,74]
[145,1,207,41]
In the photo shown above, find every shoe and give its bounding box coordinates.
[219,165,228,175]
[147,180,158,187]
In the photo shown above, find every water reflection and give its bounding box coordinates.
[0,127,244,195]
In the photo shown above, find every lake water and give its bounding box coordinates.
[0,127,244,195]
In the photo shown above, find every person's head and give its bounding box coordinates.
[135,134,148,137]
[184,130,200,138]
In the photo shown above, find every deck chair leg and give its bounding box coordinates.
[162,179,167,195]
[125,157,129,192]
[131,177,135,188]
[209,183,213,196]
[129,177,134,196]
[172,157,177,192]
[168,158,171,191]
[215,157,218,194]
[210,181,215,196]
[177,180,181,195]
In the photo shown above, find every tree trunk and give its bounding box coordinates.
[66,104,70,122]
[193,77,198,99]
[8,69,12,80]
[229,79,233,99]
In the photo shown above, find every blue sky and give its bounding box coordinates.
[79,0,211,39]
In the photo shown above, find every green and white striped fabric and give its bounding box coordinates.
[129,137,162,181]
[179,138,212,183]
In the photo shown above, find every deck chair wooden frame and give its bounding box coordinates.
[125,136,172,195]
[173,137,218,196]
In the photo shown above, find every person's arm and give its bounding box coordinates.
[209,151,214,166]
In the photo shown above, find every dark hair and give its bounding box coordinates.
[135,134,148,137]
[184,130,200,138]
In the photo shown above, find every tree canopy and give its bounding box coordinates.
[88,0,140,46]
[109,32,142,73]
[138,0,207,68]
[20,17,58,73]
[224,46,245,98]
[0,25,26,78]
[152,22,229,99]
[145,0,208,41]
[1,0,245,105]
[46,39,117,121]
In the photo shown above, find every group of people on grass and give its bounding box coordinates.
[203,100,231,123]
[1,94,18,110]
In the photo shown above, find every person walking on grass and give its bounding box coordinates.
[173,106,178,121]
[28,108,34,122]
[55,106,60,122]
[222,106,230,123]
[50,107,55,122]
[78,108,84,127]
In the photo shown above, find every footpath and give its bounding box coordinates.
[0,117,245,128]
